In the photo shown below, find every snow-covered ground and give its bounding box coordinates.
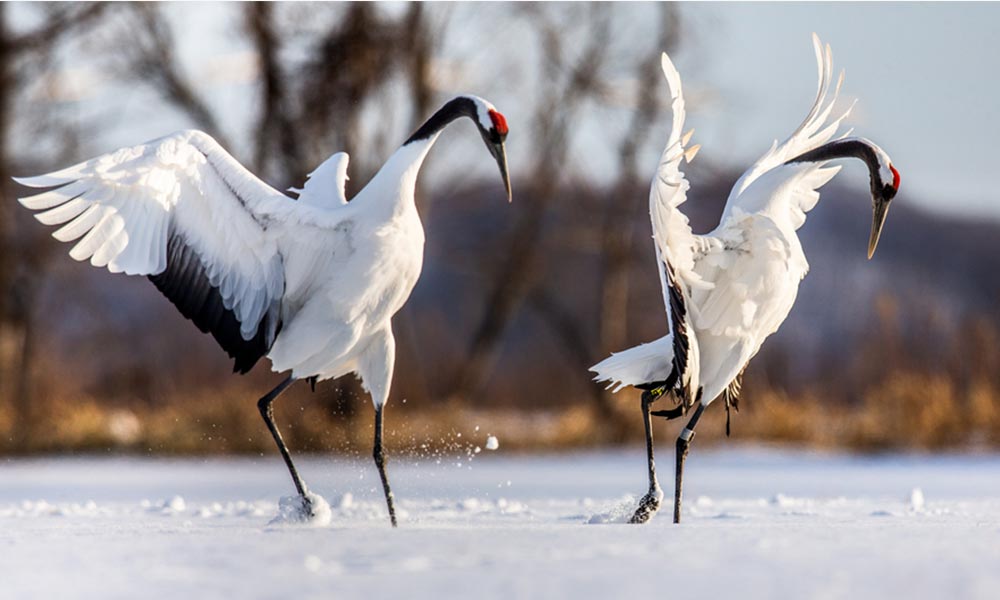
[3,447,1000,599]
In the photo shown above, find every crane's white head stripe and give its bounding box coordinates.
[457,94,499,133]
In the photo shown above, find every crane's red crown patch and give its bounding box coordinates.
[889,165,900,190]
[488,109,508,136]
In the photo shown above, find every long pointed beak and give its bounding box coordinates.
[868,198,891,259]
[492,141,511,203]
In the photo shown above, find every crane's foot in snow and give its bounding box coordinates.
[629,492,661,524]
[270,491,332,527]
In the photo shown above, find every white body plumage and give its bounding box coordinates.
[267,141,433,401]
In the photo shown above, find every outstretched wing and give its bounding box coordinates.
[16,130,290,373]
[648,52,709,406]
[291,152,350,208]
[723,33,853,224]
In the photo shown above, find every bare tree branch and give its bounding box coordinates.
[2,3,110,55]
[403,3,434,127]
[299,4,399,188]
[599,5,679,357]
[448,4,613,403]
[127,3,230,149]
[245,3,302,183]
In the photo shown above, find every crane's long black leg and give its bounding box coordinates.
[373,404,398,527]
[630,391,663,524]
[257,376,312,508]
[674,403,706,524]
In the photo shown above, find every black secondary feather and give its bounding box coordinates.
[149,233,278,374]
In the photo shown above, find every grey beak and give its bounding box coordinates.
[492,141,511,203]
[868,197,891,259]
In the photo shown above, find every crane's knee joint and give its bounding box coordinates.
[652,406,684,420]
[257,397,272,418]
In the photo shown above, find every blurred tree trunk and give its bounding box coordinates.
[128,4,231,150]
[0,3,110,449]
[403,3,434,128]
[245,3,302,183]
[448,5,612,405]
[300,3,401,190]
[0,4,13,432]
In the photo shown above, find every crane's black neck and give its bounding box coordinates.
[785,138,889,197]
[404,97,478,145]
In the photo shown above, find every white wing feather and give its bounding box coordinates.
[16,130,288,342]
[591,336,674,394]
[647,52,707,404]
[650,53,700,285]
[724,33,854,214]
[291,152,350,208]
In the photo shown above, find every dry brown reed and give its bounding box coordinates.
[2,293,999,456]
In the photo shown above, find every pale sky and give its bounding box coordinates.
[684,2,1000,221]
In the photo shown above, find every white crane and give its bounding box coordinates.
[15,95,512,527]
[590,35,900,524]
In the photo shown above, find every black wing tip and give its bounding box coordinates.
[149,233,277,377]
[666,268,695,405]
[229,329,270,374]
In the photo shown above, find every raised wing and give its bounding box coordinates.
[15,130,289,373]
[686,35,855,402]
[291,152,350,208]
[724,34,853,214]
[648,52,708,406]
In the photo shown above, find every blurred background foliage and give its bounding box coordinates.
[1,2,998,455]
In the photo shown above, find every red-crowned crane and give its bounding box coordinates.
[590,35,899,524]
[16,95,512,527]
